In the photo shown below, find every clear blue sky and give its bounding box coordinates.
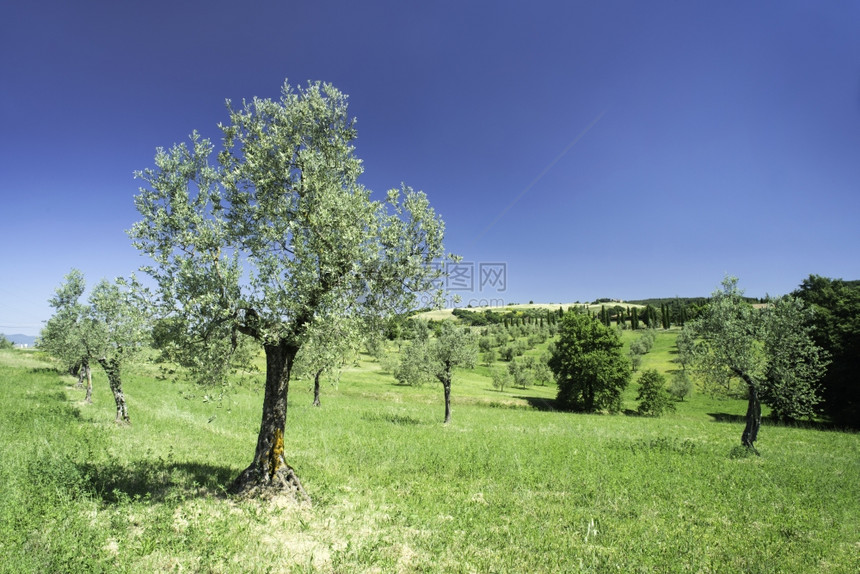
[2,1,859,336]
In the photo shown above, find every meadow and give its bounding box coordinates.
[1,328,858,573]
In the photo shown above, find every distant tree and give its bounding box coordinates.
[491,367,511,392]
[295,315,361,407]
[794,275,860,428]
[631,307,640,330]
[549,312,630,413]
[674,326,695,372]
[430,322,477,423]
[628,339,645,372]
[129,80,449,496]
[394,340,433,387]
[636,369,675,417]
[668,371,693,401]
[483,347,497,367]
[0,335,13,350]
[40,269,93,402]
[508,358,533,389]
[690,277,828,453]
[395,322,476,422]
[532,354,554,386]
[85,277,152,423]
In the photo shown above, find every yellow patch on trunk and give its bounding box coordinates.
[268,428,284,479]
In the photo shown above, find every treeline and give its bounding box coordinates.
[451,306,567,327]
[452,300,703,331]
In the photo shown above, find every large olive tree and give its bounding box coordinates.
[129,81,448,497]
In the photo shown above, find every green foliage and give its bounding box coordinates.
[668,371,693,401]
[674,326,695,372]
[549,311,630,413]
[759,295,829,421]
[394,339,433,386]
[41,271,150,401]
[635,369,676,417]
[39,269,89,373]
[794,275,860,427]
[0,335,13,350]
[129,79,449,373]
[85,276,152,365]
[490,367,510,392]
[690,277,828,423]
[482,347,497,367]
[507,358,533,388]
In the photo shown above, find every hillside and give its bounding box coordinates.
[0,333,37,346]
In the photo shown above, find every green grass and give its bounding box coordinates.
[1,343,858,573]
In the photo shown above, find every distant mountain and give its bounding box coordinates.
[1,333,38,346]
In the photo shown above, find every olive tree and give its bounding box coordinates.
[394,321,476,422]
[129,80,448,497]
[690,277,828,453]
[294,314,362,407]
[41,271,150,421]
[40,269,93,402]
[85,277,151,423]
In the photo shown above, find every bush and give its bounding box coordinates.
[636,370,676,417]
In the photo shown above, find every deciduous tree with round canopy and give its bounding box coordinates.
[129,80,449,497]
[548,311,630,413]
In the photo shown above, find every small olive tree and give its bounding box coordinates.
[40,269,93,402]
[690,277,828,453]
[41,272,150,422]
[394,321,476,422]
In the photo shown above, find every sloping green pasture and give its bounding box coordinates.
[1,340,857,573]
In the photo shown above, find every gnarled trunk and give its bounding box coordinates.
[742,384,761,454]
[98,357,129,423]
[229,340,309,501]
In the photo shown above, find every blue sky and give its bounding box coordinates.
[2,1,859,336]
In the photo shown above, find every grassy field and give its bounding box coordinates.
[1,331,858,573]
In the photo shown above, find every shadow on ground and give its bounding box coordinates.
[514,396,558,411]
[707,412,846,432]
[78,458,238,504]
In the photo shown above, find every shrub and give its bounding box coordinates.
[636,370,676,417]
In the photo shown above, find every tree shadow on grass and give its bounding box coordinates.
[707,412,845,432]
[78,458,238,504]
[514,396,558,412]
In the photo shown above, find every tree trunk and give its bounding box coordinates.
[312,368,322,407]
[98,357,129,424]
[75,361,85,388]
[741,384,761,455]
[229,340,309,501]
[443,379,452,423]
[83,361,93,404]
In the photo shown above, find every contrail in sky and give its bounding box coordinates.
[470,109,606,248]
